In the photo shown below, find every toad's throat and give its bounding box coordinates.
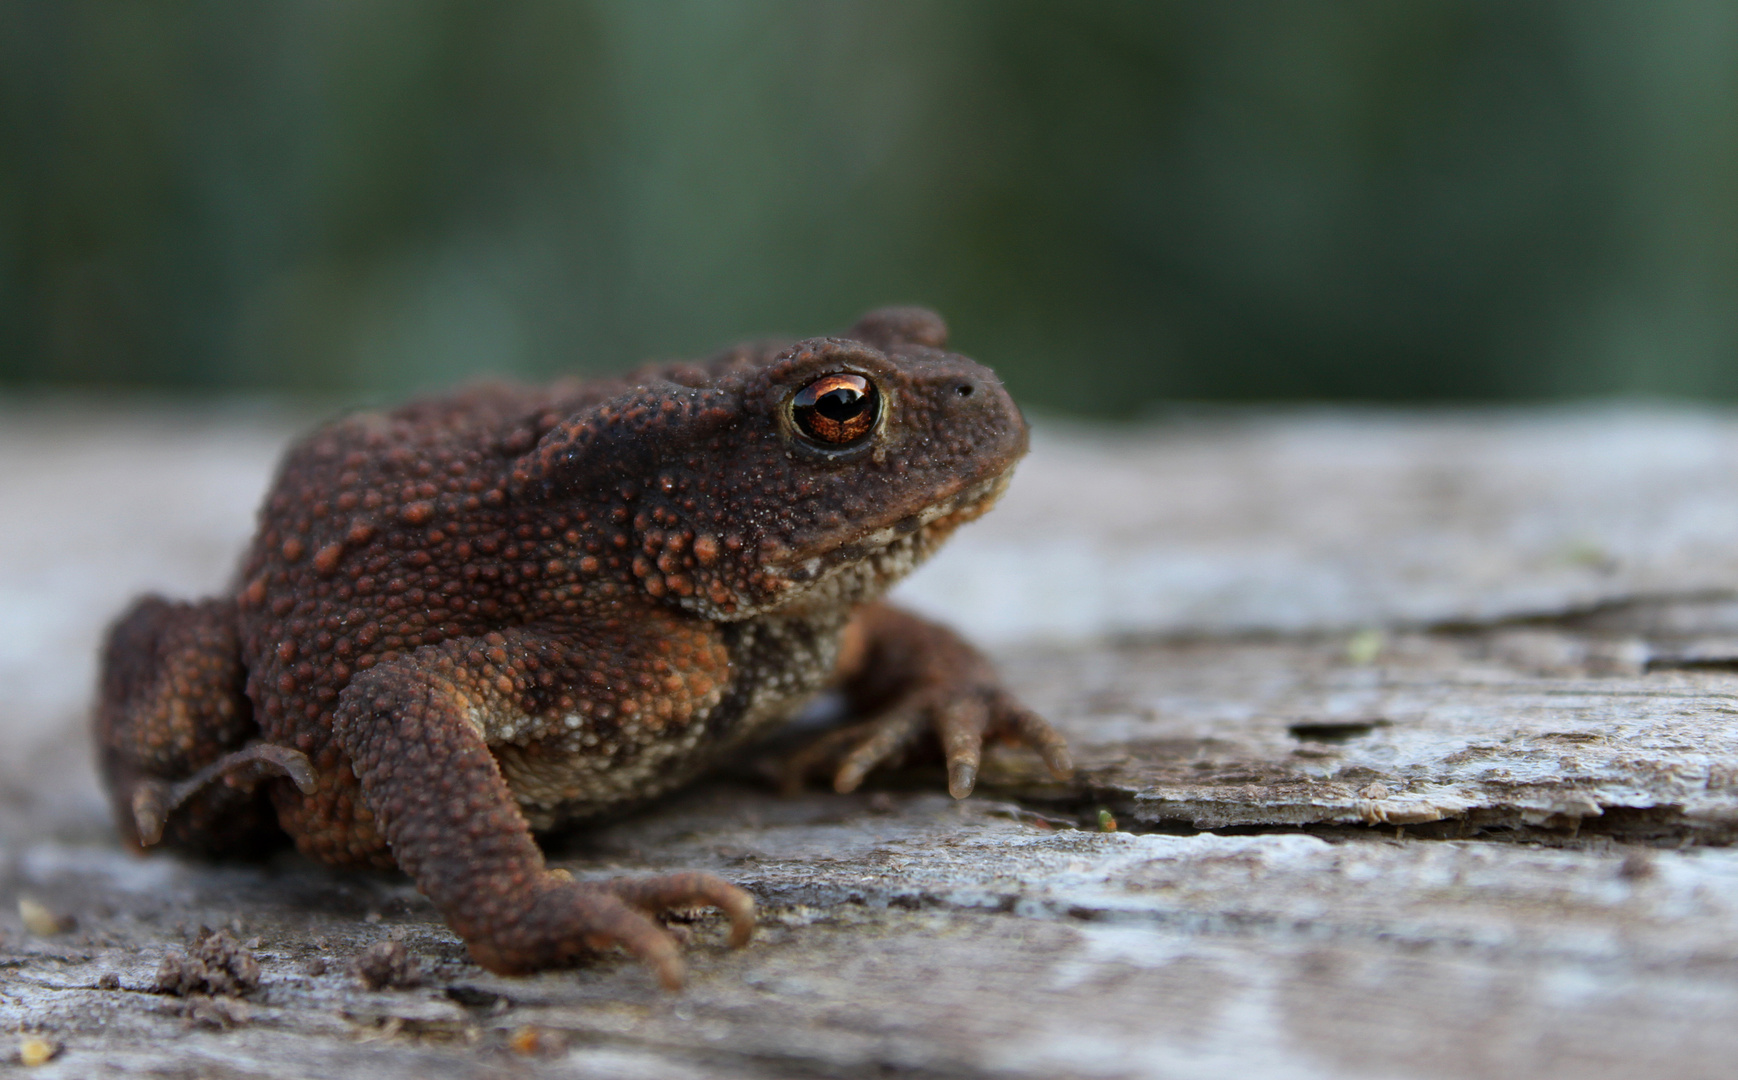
[774,465,1016,589]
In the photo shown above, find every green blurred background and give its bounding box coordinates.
[3,1,1737,416]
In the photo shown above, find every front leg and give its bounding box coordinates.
[332,623,752,987]
[789,602,1073,798]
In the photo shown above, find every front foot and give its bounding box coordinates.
[787,604,1073,799]
[467,871,755,989]
[334,628,754,989]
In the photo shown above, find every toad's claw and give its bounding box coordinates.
[606,871,757,949]
[948,762,978,800]
[831,706,926,794]
[785,685,1073,800]
[130,781,174,847]
[935,695,990,797]
[472,872,755,990]
[803,603,1075,801]
[130,742,316,846]
[1000,696,1075,782]
[586,897,687,991]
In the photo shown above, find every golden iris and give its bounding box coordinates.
[791,373,878,446]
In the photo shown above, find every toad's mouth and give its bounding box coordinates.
[772,464,1017,589]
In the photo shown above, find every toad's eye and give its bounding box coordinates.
[790,373,879,446]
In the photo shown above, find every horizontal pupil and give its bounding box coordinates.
[792,374,876,446]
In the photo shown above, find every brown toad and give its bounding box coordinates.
[96,307,1071,987]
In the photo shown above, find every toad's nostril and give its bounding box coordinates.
[956,383,974,398]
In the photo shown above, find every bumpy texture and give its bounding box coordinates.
[96,307,1072,987]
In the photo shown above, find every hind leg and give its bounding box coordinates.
[95,596,312,856]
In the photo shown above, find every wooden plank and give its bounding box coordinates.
[6,403,1738,1079]
[9,775,1738,1079]
[1002,629,1738,841]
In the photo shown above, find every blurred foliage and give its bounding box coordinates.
[3,1,1737,414]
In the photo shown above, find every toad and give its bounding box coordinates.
[96,307,1072,988]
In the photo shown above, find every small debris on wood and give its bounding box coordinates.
[96,972,120,990]
[1346,628,1385,665]
[16,1036,61,1067]
[353,939,422,990]
[18,897,74,936]
[349,1015,414,1044]
[154,928,261,997]
[508,1025,568,1057]
[1620,851,1658,880]
[302,955,328,977]
[179,995,253,1030]
[445,985,507,1010]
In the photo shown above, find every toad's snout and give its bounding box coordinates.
[910,355,1029,480]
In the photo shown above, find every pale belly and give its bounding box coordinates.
[486,614,845,831]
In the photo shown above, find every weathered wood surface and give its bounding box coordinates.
[6,402,1738,1080]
